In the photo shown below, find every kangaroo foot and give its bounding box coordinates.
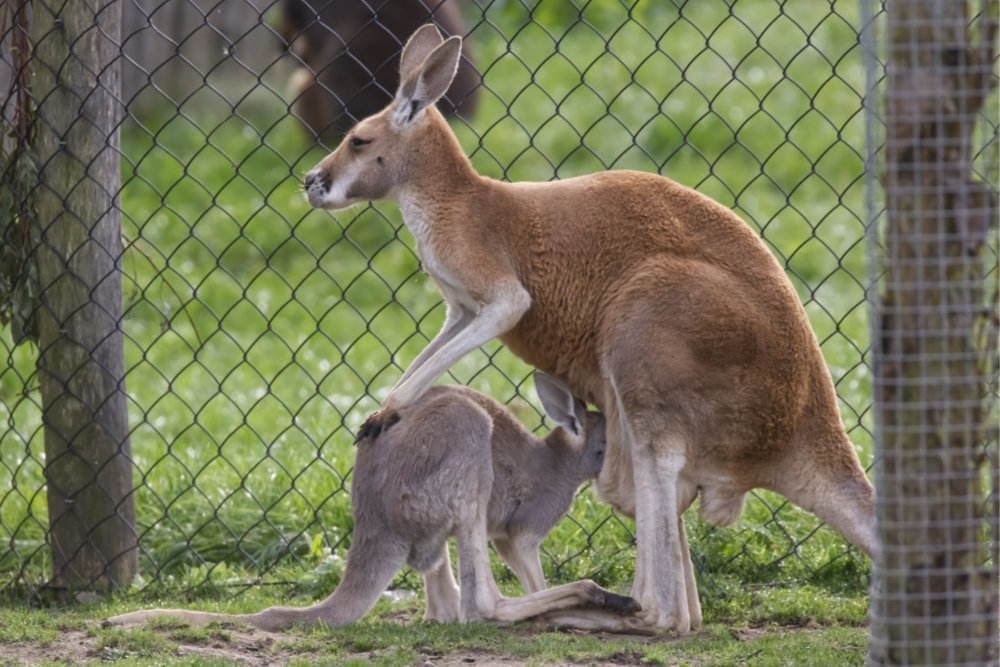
[577,580,641,614]
[355,410,401,443]
[601,591,641,615]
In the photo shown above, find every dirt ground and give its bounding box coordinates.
[1,626,497,666]
[0,622,681,666]
[2,627,268,666]
[0,600,848,667]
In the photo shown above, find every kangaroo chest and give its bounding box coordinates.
[400,200,481,313]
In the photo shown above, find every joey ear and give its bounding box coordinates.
[392,35,462,127]
[399,24,444,82]
[534,372,586,437]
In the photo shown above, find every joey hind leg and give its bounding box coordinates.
[455,511,504,621]
[492,534,546,595]
[490,578,640,624]
[528,512,698,634]
[454,509,637,625]
[423,544,461,622]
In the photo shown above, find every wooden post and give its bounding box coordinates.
[870,0,998,664]
[30,0,138,592]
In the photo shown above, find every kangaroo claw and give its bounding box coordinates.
[606,593,642,615]
[355,410,401,443]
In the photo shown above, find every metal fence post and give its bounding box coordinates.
[30,0,138,593]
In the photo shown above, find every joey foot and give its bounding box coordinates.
[355,409,401,443]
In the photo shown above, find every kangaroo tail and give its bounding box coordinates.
[103,534,408,633]
[245,533,408,632]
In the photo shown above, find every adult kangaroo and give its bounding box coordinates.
[105,374,632,631]
[303,24,879,633]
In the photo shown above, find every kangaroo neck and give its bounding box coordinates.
[398,110,481,198]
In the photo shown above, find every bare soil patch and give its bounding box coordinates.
[0,621,679,666]
[0,623,539,666]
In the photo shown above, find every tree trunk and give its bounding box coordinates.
[870,0,998,664]
[30,0,138,593]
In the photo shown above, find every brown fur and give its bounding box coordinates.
[304,25,878,634]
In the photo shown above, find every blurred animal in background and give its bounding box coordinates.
[278,0,479,144]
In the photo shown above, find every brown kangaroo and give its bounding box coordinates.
[301,24,879,633]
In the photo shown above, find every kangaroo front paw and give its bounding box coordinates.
[580,580,641,615]
[355,409,401,443]
[603,592,641,615]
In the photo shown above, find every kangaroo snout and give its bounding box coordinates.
[303,169,332,208]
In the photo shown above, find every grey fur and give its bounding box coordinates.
[103,372,632,632]
[441,376,607,595]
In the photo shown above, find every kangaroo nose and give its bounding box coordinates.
[304,169,331,193]
[303,168,333,209]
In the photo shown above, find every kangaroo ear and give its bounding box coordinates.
[392,35,462,127]
[399,24,444,82]
[534,372,585,437]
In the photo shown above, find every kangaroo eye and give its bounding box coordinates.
[350,137,371,148]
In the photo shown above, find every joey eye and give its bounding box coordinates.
[350,137,371,148]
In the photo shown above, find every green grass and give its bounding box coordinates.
[0,590,870,666]
[2,0,873,605]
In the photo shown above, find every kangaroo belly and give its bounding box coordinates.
[500,323,604,404]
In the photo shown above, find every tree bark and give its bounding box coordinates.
[30,0,138,592]
[870,0,998,664]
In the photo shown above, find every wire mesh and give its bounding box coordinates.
[0,0,987,624]
[864,0,999,664]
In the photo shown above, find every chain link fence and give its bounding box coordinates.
[0,0,995,640]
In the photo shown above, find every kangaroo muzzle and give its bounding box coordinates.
[304,168,333,208]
